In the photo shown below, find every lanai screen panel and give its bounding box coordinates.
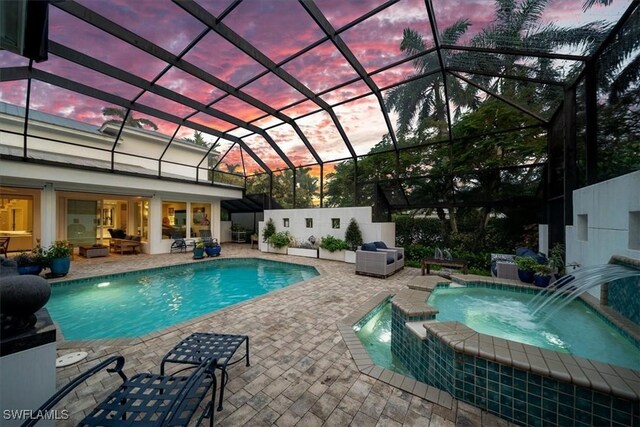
[242,73,306,111]
[266,124,317,167]
[222,0,326,64]
[75,0,206,55]
[295,111,351,162]
[156,68,226,105]
[320,80,372,106]
[182,31,267,88]
[242,134,289,171]
[334,95,391,156]
[112,113,180,177]
[211,96,266,123]
[339,0,435,72]
[25,82,116,165]
[49,5,168,81]
[0,80,28,156]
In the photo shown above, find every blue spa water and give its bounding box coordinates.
[355,303,413,377]
[46,258,318,340]
[428,286,640,370]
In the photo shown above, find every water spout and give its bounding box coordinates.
[530,263,640,321]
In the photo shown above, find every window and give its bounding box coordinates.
[577,214,588,241]
[163,201,187,239]
[332,218,340,229]
[283,218,289,228]
[306,218,313,228]
[629,211,640,250]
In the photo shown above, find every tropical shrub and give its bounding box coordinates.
[262,218,275,243]
[268,231,292,249]
[319,235,348,253]
[344,218,363,250]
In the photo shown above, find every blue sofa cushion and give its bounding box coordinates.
[373,241,388,249]
[386,255,395,265]
[397,253,403,260]
[361,243,377,252]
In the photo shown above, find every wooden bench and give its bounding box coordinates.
[421,257,468,275]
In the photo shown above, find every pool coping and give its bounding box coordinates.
[337,290,456,410]
[341,273,640,404]
[54,255,326,349]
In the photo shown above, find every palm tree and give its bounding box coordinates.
[385,20,478,139]
[101,107,158,130]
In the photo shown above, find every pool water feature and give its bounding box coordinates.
[47,258,318,340]
[354,302,412,377]
[427,286,640,370]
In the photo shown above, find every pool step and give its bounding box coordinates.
[406,320,437,339]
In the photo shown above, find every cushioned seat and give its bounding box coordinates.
[355,243,397,278]
[373,241,405,270]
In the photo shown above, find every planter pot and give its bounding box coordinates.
[287,248,318,258]
[0,274,51,331]
[205,246,221,257]
[344,250,356,264]
[49,256,71,278]
[17,265,43,276]
[319,248,345,262]
[517,269,534,284]
[534,275,551,288]
[193,248,205,259]
[268,245,287,255]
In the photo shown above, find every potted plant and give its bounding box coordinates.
[514,256,538,284]
[13,247,44,276]
[319,235,348,261]
[533,263,554,287]
[193,241,205,259]
[548,243,565,278]
[267,231,292,254]
[204,240,221,257]
[344,218,363,264]
[44,240,73,278]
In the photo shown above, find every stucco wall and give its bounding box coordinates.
[566,170,640,298]
[258,206,395,252]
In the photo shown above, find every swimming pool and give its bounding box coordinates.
[427,285,640,370]
[46,258,318,340]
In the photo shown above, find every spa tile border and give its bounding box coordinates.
[338,291,456,410]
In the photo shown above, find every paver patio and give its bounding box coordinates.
[51,244,517,426]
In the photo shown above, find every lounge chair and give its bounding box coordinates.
[199,229,215,245]
[170,230,187,253]
[23,355,218,426]
[0,236,9,258]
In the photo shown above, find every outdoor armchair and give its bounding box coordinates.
[373,241,404,270]
[355,243,397,278]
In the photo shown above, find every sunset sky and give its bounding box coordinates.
[0,0,631,174]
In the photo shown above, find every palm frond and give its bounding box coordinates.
[609,54,640,103]
[101,107,126,119]
[582,0,613,12]
[440,19,471,45]
[514,0,548,33]
[136,118,159,130]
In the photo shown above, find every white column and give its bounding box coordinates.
[148,195,163,254]
[40,183,56,247]
[538,224,549,256]
[212,200,221,242]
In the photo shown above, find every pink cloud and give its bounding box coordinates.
[334,95,389,155]
[136,92,197,119]
[281,100,322,119]
[188,112,236,132]
[211,95,266,123]
[315,0,390,29]
[0,81,28,107]
[242,73,305,110]
[295,111,351,162]
[243,134,289,170]
[266,124,317,166]
[156,68,225,105]
[76,0,206,54]
[222,0,326,64]
[320,80,372,105]
[0,50,29,67]
[49,6,167,81]
[282,40,360,93]
[183,32,266,87]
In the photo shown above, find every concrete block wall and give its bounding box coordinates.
[566,170,640,298]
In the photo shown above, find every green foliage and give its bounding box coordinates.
[548,243,565,275]
[195,241,205,249]
[514,256,539,272]
[262,218,275,243]
[319,235,348,253]
[245,168,318,209]
[344,218,363,250]
[231,223,245,232]
[13,251,41,266]
[268,231,292,249]
[44,240,73,260]
[533,263,554,277]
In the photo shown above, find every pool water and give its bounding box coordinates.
[428,286,640,370]
[47,258,318,340]
[355,303,413,377]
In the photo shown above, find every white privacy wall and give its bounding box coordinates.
[258,206,395,251]
[566,170,640,296]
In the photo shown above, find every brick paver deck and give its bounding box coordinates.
[50,244,516,426]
